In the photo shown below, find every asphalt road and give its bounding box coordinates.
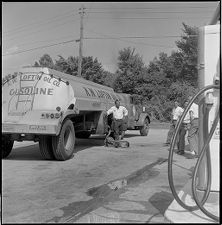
[2,128,197,223]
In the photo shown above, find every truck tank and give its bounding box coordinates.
[2,67,150,160]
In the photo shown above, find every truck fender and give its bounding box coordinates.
[136,113,150,127]
[67,97,76,110]
[55,98,77,135]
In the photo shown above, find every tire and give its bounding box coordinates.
[2,135,14,159]
[52,119,75,161]
[140,118,150,136]
[75,131,91,139]
[39,136,55,160]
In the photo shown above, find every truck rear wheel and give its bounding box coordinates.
[75,131,91,139]
[140,118,150,136]
[52,119,75,161]
[39,136,55,160]
[2,135,14,159]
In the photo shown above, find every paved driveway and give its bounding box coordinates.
[2,128,197,223]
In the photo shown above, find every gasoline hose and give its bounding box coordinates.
[168,84,220,221]
[192,107,219,222]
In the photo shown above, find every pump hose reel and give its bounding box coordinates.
[168,84,220,222]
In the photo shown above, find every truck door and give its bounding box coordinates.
[128,95,137,127]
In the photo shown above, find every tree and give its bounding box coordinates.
[113,23,199,121]
[81,57,105,84]
[174,23,198,86]
[99,71,118,88]
[114,47,146,94]
[33,61,40,67]
[54,55,78,75]
[35,54,113,86]
[38,54,54,69]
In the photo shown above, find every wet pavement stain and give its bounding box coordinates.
[47,157,168,223]
[46,188,125,223]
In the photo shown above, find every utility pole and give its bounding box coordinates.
[77,5,85,77]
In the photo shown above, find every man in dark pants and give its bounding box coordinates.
[177,100,190,155]
[187,96,199,156]
[164,100,183,146]
[107,100,128,140]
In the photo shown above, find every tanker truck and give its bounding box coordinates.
[2,67,150,161]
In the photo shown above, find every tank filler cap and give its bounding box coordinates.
[56,106,61,112]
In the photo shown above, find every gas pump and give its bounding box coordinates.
[167,5,220,223]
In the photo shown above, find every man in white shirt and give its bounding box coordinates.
[187,96,199,156]
[107,99,128,140]
[165,100,183,146]
[177,100,190,155]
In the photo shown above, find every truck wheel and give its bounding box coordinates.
[52,119,75,161]
[75,131,91,139]
[2,135,14,159]
[39,136,55,160]
[140,118,150,136]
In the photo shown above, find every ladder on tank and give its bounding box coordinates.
[9,72,42,116]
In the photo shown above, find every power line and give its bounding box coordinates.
[85,28,174,48]
[2,40,76,57]
[3,18,79,42]
[86,11,213,14]
[3,32,178,57]
[9,35,75,48]
[3,10,78,35]
[3,13,78,38]
[83,35,197,39]
[2,30,198,57]
[101,38,174,48]
[85,6,216,10]
[86,16,212,20]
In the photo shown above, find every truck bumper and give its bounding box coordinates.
[2,123,58,135]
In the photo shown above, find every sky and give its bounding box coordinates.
[2,1,219,76]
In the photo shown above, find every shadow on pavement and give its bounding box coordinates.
[149,191,174,215]
[5,137,106,161]
[5,144,43,161]
[3,131,147,161]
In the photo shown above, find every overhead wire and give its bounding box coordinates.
[3,31,188,57]
[86,16,212,20]
[3,7,209,44]
[4,17,79,42]
[3,32,182,57]
[86,11,214,14]
[3,7,214,38]
[5,6,211,36]
[84,6,216,10]
[3,5,206,57]
[3,10,78,35]
[9,35,76,48]
[3,14,77,39]
[84,28,175,48]
[2,40,76,56]
[83,35,197,39]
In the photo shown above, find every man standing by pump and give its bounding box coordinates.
[107,99,128,140]
[176,100,190,155]
[187,96,199,156]
[164,100,183,147]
